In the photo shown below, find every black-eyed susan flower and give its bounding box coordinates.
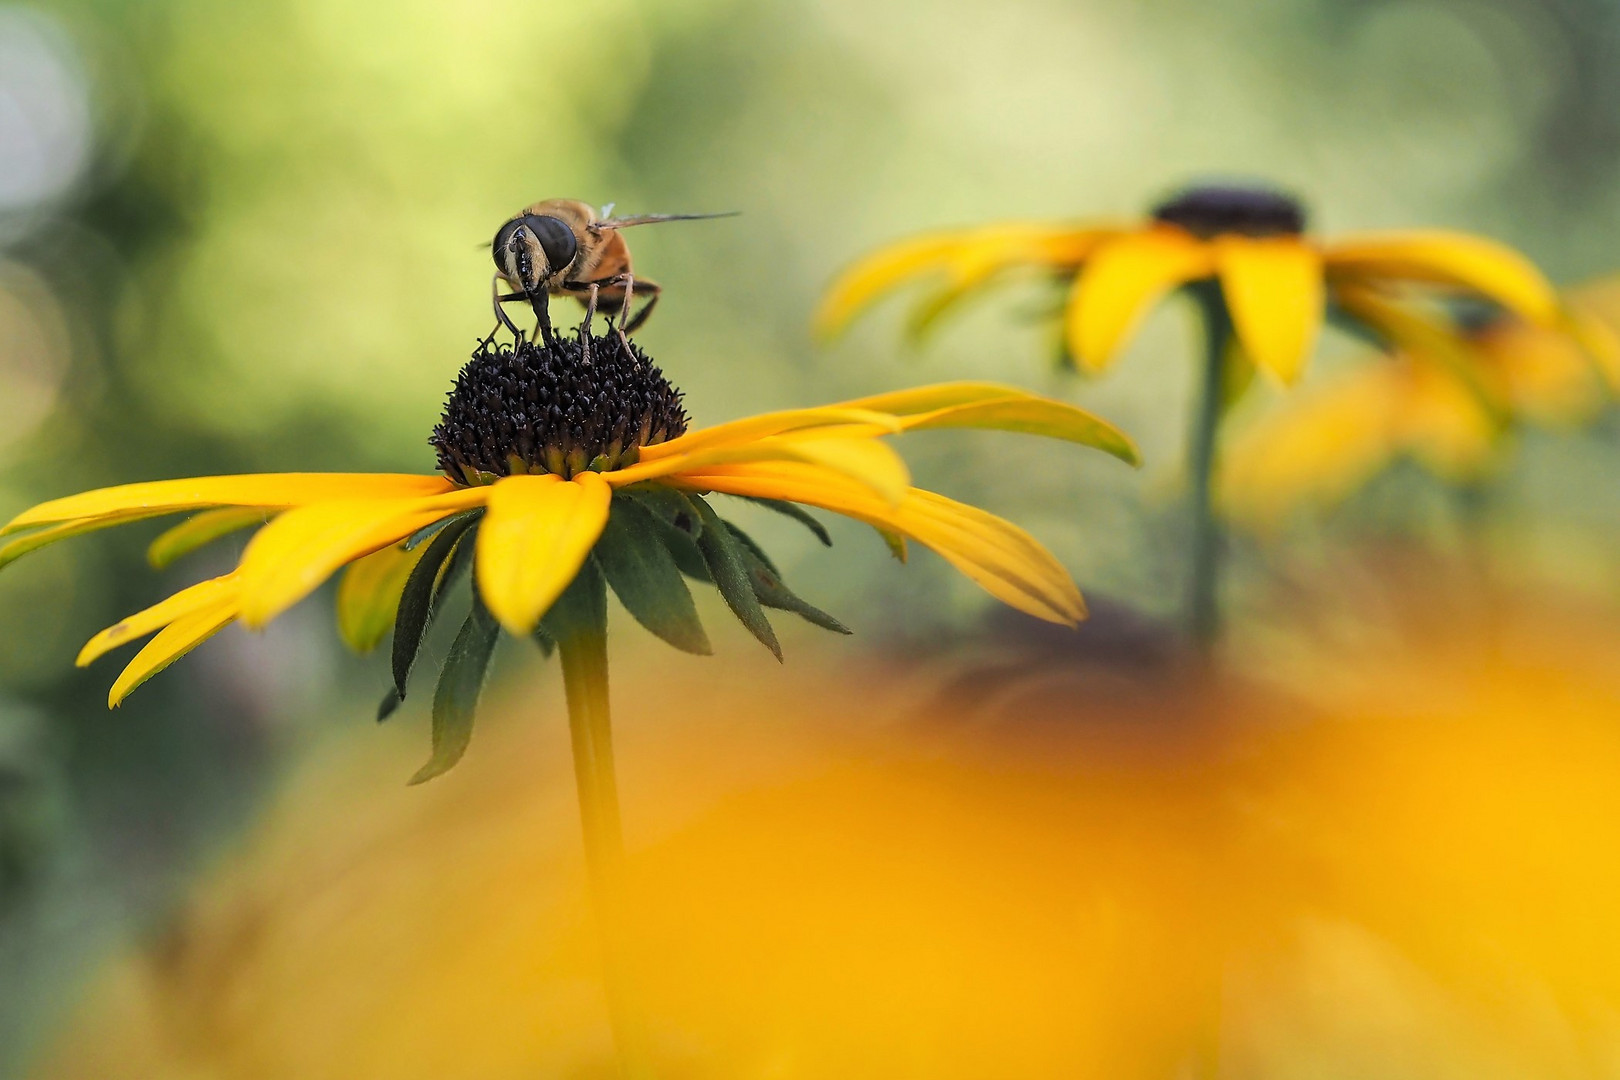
[817,183,1562,386]
[1,324,1138,1078]
[1222,282,1620,526]
[817,182,1568,649]
[0,330,1137,780]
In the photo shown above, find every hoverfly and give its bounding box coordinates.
[491,199,735,344]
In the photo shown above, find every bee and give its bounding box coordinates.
[491,199,735,344]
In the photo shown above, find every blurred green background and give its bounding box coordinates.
[3,0,1620,1072]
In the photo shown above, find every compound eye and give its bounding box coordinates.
[520,214,579,275]
[491,219,524,272]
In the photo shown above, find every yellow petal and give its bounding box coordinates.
[335,541,435,653]
[78,572,240,667]
[108,598,239,708]
[1215,235,1323,384]
[0,510,175,571]
[762,433,911,505]
[147,507,271,570]
[3,473,453,537]
[639,408,901,463]
[900,489,1086,625]
[814,224,1108,341]
[1065,227,1216,372]
[237,489,486,630]
[1325,230,1559,325]
[897,396,1142,466]
[835,381,1044,416]
[1220,365,1404,527]
[612,431,911,506]
[476,473,612,635]
[814,233,972,341]
[1564,305,1620,395]
[1398,364,1501,479]
[671,462,1083,625]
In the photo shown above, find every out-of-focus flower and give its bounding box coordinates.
[0,329,1135,768]
[27,587,1620,1079]
[818,182,1570,649]
[1221,282,1620,526]
[817,183,1562,386]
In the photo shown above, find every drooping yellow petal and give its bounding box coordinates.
[814,224,1110,341]
[147,507,272,570]
[904,229,1117,340]
[835,381,1044,416]
[3,473,453,537]
[758,433,911,505]
[476,472,612,635]
[897,396,1143,466]
[899,489,1086,624]
[78,572,240,668]
[814,233,974,341]
[1398,363,1502,480]
[237,489,487,630]
[1470,315,1605,425]
[0,510,175,571]
[1334,285,1510,421]
[1563,304,1620,395]
[611,431,911,506]
[1066,227,1216,372]
[639,408,902,463]
[1215,235,1323,384]
[1220,364,1405,528]
[670,462,1083,625]
[108,597,240,708]
[335,541,436,653]
[1325,230,1559,325]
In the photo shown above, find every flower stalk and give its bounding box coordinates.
[549,560,655,1079]
[1186,281,1232,654]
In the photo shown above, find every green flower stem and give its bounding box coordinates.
[1186,281,1233,655]
[551,562,655,1079]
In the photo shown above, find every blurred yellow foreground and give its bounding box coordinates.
[30,578,1620,1079]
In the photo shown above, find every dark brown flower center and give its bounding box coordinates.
[1151,184,1307,239]
[430,332,688,484]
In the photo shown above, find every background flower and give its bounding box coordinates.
[817,185,1562,385]
[1222,280,1620,527]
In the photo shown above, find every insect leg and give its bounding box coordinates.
[618,274,635,332]
[580,283,600,360]
[622,280,661,334]
[492,275,523,341]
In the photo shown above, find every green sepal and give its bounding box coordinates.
[376,686,401,723]
[619,485,703,537]
[540,550,608,642]
[408,592,501,785]
[621,486,710,579]
[691,495,781,661]
[390,512,481,703]
[723,521,851,635]
[877,528,908,562]
[404,509,476,552]
[723,519,779,575]
[595,497,711,655]
[733,497,832,547]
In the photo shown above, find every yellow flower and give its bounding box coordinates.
[1221,283,1620,525]
[0,331,1137,727]
[817,183,1562,386]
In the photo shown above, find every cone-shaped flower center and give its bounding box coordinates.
[431,332,688,484]
[1151,184,1306,239]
